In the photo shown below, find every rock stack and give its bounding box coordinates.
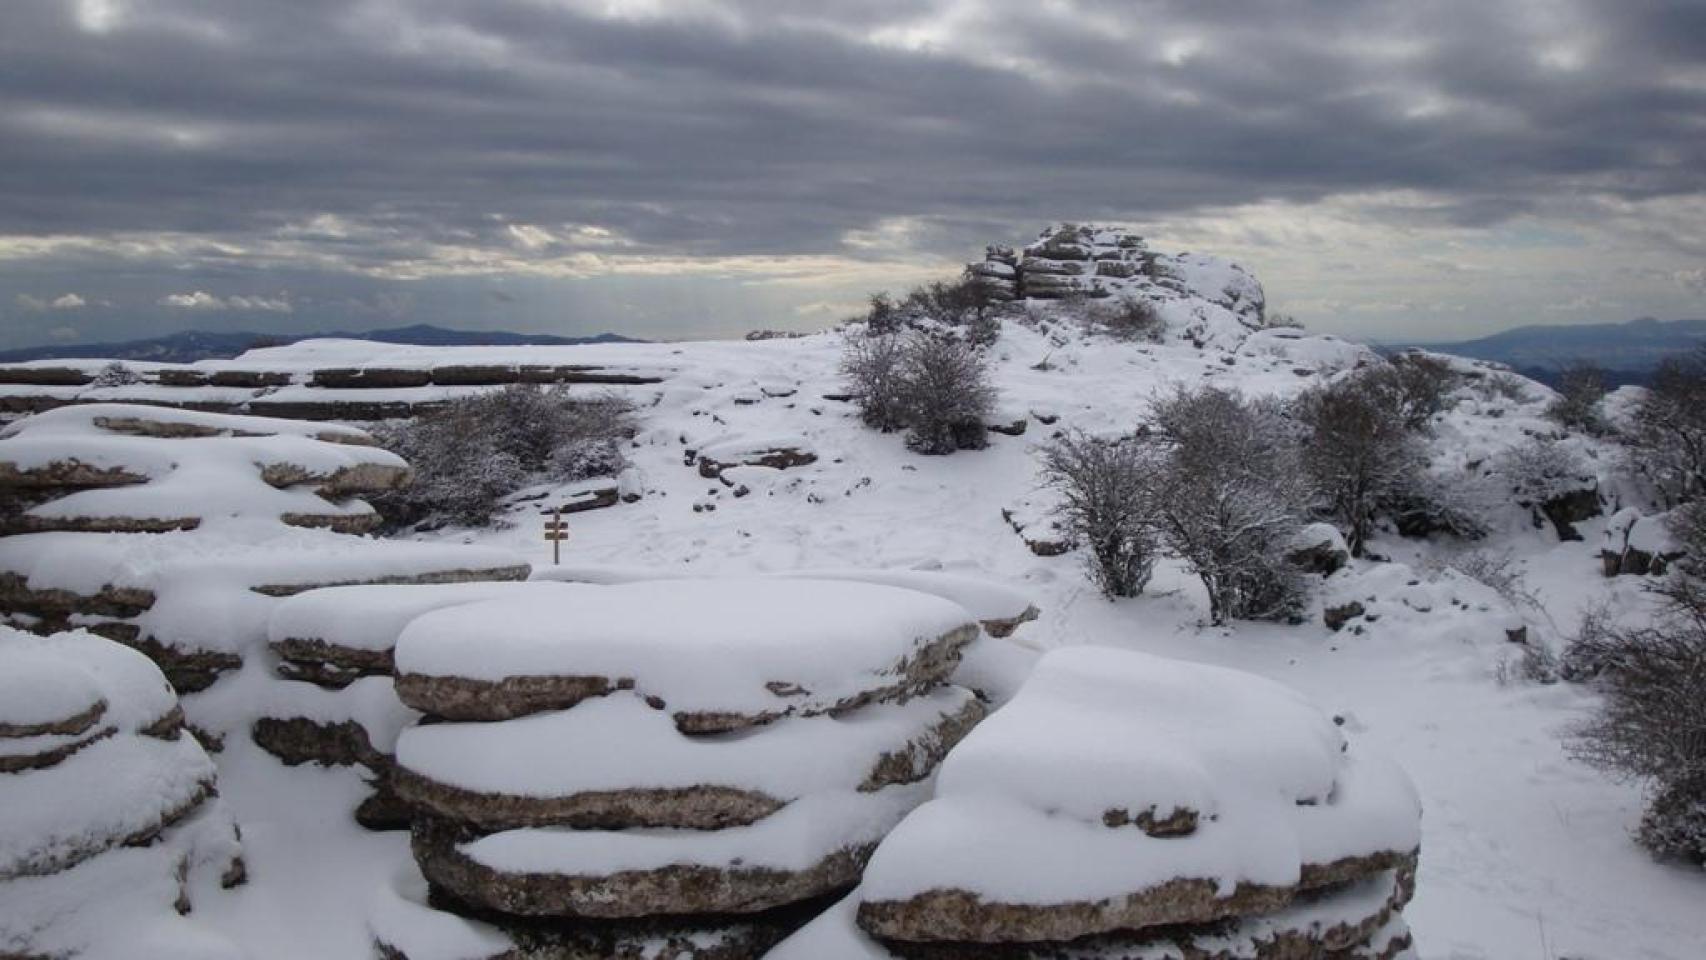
[252,582,541,829]
[774,647,1423,959]
[371,577,987,959]
[0,626,245,959]
[0,403,529,725]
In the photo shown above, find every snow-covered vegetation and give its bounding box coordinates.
[2,225,1704,959]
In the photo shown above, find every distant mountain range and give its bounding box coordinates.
[0,324,640,364]
[1383,317,1706,383]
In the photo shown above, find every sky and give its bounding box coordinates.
[1,0,1703,349]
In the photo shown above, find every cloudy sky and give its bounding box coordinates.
[2,0,1703,349]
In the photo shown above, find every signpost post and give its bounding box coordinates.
[543,507,568,565]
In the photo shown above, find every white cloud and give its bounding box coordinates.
[160,290,292,312]
[14,292,87,311]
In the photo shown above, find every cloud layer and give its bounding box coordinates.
[1,0,1702,346]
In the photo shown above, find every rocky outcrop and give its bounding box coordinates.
[1601,507,1685,576]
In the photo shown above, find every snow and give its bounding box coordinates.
[461,780,929,877]
[4,281,1702,958]
[260,675,420,754]
[0,628,178,734]
[0,401,374,444]
[369,866,513,960]
[393,578,974,720]
[395,685,976,800]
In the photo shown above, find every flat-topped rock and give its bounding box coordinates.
[393,579,978,730]
[268,581,548,687]
[413,781,930,919]
[370,865,816,960]
[856,648,1422,945]
[775,569,1039,638]
[392,686,983,831]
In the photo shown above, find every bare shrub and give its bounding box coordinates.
[1092,297,1163,342]
[91,361,141,388]
[840,333,909,432]
[1569,576,1706,863]
[1147,386,1311,623]
[1495,435,1592,505]
[371,385,636,529]
[1548,362,1609,434]
[1367,353,1458,432]
[1444,548,1539,610]
[1039,430,1161,598]
[859,272,1002,345]
[898,333,996,455]
[1623,347,1706,508]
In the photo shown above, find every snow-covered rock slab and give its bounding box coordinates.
[0,403,408,534]
[268,581,545,687]
[393,579,978,731]
[412,780,930,919]
[369,864,813,960]
[856,648,1421,945]
[0,628,183,774]
[775,868,1415,960]
[775,569,1039,638]
[392,686,983,831]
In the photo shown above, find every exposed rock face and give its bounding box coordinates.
[1288,523,1350,576]
[1600,507,1684,576]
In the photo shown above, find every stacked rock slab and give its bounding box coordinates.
[0,626,245,959]
[770,647,1423,959]
[252,582,545,828]
[373,577,987,960]
[0,403,530,715]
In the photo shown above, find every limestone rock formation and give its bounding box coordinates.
[845,647,1422,958]
[372,576,989,960]
[0,627,245,959]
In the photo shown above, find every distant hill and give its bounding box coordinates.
[1383,317,1706,378]
[0,324,640,364]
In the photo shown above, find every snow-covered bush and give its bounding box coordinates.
[862,273,1001,346]
[1294,368,1426,556]
[1442,548,1539,611]
[371,385,636,529]
[1570,576,1706,863]
[1146,386,1310,623]
[839,333,909,432]
[1495,435,1592,505]
[842,329,996,455]
[1622,347,1706,508]
[1038,430,1160,598]
[1368,352,1458,432]
[90,360,142,387]
[899,333,996,455]
[1547,362,1608,434]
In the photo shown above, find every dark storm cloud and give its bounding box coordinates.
[0,0,1702,345]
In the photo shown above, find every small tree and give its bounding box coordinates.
[1623,347,1706,508]
[1147,386,1310,623]
[1365,353,1457,433]
[1039,430,1160,598]
[1548,361,1608,434]
[1294,370,1424,556]
[1570,575,1706,863]
[899,333,996,455]
[1092,297,1163,342]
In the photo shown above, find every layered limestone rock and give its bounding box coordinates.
[0,403,409,535]
[847,647,1422,958]
[967,225,1268,351]
[374,576,989,960]
[0,627,245,959]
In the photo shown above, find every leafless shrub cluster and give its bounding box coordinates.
[1547,361,1609,434]
[862,271,1002,346]
[371,385,636,529]
[1569,575,1706,863]
[840,331,996,455]
[1622,347,1706,509]
[1090,296,1163,342]
[1039,386,1309,622]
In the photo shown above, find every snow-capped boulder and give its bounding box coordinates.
[0,627,243,960]
[854,647,1421,950]
[391,578,979,731]
[773,568,1039,638]
[1288,522,1352,576]
[1601,507,1685,576]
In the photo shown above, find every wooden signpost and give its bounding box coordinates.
[543,508,569,565]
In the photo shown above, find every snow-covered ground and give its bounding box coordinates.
[39,314,1703,959]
